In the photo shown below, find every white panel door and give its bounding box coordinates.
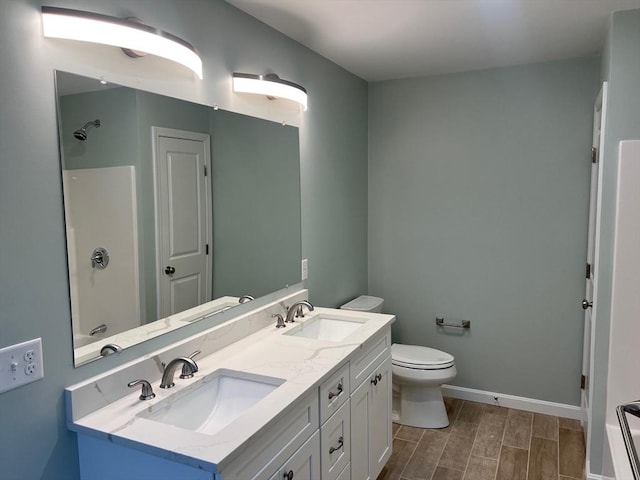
[153,127,211,318]
[582,83,607,449]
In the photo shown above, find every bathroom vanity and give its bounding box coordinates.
[65,290,394,480]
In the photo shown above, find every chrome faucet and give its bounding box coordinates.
[286,300,314,323]
[239,295,255,304]
[273,313,286,328]
[160,357,198,389]
[100,343,122,356]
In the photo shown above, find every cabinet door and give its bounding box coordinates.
[272,430,320,480]
[369,356,392,480]
[350,355,393,480]
[350,375,371,480]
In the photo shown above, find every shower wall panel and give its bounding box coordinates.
[63,166,140,342]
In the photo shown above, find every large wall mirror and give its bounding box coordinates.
[55,71,302,366]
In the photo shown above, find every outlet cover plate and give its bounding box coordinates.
[0,338,44,394]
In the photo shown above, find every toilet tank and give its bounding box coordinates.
[340,295,384,313]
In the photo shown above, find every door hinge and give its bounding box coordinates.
[205,244,209,255]
[204,165,208,176]
[581,374,586,390]
[591,147,598,164]
[586,263,591,279]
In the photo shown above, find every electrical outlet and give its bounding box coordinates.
[0,338,44,393]
[301,258,308,280]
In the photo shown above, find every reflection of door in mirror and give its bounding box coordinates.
[152,128,212,317]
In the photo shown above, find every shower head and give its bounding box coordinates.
[73,119,101,141]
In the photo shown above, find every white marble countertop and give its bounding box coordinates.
[67,306,395,473]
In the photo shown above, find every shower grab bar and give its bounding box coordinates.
[436,317,470,329]
[617,401,640,480]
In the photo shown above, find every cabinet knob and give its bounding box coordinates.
[283,470,294,480]
[371,373,382,386]
[581,299,592,310]
[164,265,176,275]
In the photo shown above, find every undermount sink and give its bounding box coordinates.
[285,316,365,342]
[139,369,284,435]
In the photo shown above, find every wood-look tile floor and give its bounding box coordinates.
[378,398,586,480]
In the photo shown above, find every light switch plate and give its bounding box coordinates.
[0,338,44,394]
[301,258,308,280]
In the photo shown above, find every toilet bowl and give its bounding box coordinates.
[391,343,456,428]
[340,296,457,428]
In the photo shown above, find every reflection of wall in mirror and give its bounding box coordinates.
[211,109,301,299]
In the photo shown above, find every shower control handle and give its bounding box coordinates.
[581,299,593,310]
[164,266,176,275]
[90,247,109,269]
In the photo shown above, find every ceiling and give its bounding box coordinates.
[225,0,640,81]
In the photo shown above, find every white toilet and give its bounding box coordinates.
[391,343,456,428]
[341,295,457,429]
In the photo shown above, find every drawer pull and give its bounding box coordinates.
[329,436,344,454]
[328,383,343,400]
[283,470,294,480]
[371,373,382,386]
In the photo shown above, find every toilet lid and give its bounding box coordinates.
[391,344,455,369]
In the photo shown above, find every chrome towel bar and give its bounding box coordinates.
[436,317,470,329]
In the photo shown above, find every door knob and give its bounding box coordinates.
[581,299,593,310]
[164,266,176,275]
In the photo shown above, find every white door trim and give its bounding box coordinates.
[151,126,212,318]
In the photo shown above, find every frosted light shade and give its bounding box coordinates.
[233,73,308,111]
[42,7,203,79]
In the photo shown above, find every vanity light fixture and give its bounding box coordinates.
[232,73,308,111]
[41,6,203,79]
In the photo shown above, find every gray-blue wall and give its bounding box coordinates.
[590,8,640,475]
[369,57,600,405]
[0,0,368,478]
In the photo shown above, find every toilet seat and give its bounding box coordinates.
[392,343,455,370]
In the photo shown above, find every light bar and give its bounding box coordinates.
[233,73,308,111]
[42,7,203,79]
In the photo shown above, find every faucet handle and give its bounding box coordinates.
[128,379,155,400]
[272,313,286,328]
[180,351,200,379]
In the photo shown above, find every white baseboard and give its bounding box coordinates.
[442,385,582,420]
[586,474,613,480]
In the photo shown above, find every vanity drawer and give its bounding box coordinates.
[220,391,319,480]
[320,400,350,480]
[319,362,350,424]
[350,328,391,392]
[269,430,320,480]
